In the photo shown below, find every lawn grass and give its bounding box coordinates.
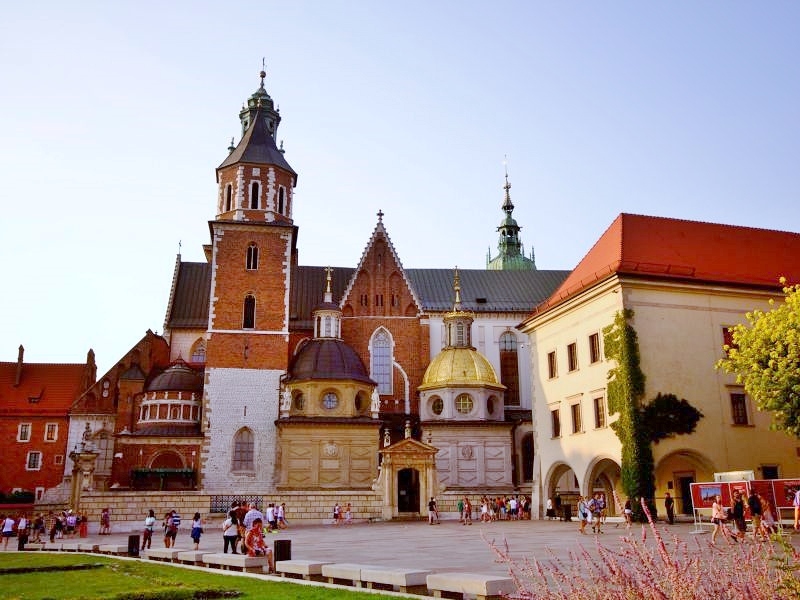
[0,553,389,600]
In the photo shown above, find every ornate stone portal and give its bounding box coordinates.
[376,438,439,520]
[68,447,99,511]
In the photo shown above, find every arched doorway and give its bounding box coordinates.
[586,458,621,516]
[397,468,420,513]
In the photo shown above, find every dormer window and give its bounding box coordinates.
[246,243,259,270]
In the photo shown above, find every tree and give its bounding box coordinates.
[716,279,800,438]
[641,393,703,444]
[603,309,654,520]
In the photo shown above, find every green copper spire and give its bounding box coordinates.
[486,164,536,271]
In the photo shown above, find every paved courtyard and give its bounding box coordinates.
[22,515,800,576]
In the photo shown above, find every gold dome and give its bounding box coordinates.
[419,347,503,390]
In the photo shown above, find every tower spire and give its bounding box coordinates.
[486,158,535,271]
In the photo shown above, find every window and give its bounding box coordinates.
[547,351,557,379]
[45,423,58,442]
[35,487,45,501]
[722,326,738,356]
[250,181,260,209]
[243,294,256,329]
[26,451,42,471]
[225,184,232,211]
[589,333,601,364]
[455,393,474,415]
[499,332,520,406]
[567,343,578,372]
[293,393,305,412]
[521,433,534,481]
[232,428,254,471]
[246,243,259,270]
[191,342,206,363]
[431,396,443,416]
[17,423,31,442]
[54,454,64,466]
[360,294,369,306]
[761,465,779,480]
[730,392,749,425]
[593,397,606,428]
[322,391,339,410]
[551,408,561,438]
[571,403,583,433]
[371,328,393,394]
[278,186,285,214]
[487,396,497,415]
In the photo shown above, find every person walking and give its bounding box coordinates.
[190,512,203,550]
[99,507,110,535]
[163,511,177,548]
[141,509,156,551]
[711,494,729,545]
[222,510,239,553]
[731,491,746,540]
[747,489,764,541]
[577,496,589,534]
[277,503,289,529]
[2,514,15,550]
[793,488,800,530]
[664,492,675,525]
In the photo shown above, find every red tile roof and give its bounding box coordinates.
[0,362,87,415]
[537,213,800,313]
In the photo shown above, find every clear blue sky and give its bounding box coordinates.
[2,1,799,374]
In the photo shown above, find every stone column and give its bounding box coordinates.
[68,449,99,512]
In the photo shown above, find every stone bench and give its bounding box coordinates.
[22,543,46,551]
[321,563,382,587]
[143,548,184,563]
[60,543,80,552]
[203,552,269,574]
[360,566,431,594]
[176,551,210,566]
[98,544,130,555]
[426,572,516,600]
[275,559,332,582]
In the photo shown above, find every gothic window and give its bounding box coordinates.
[225,184,232,211]
[278,186,285,214]
[232,428,254,471]
[499,331,520,406]
[370,328,393,394]
[250,181,260,209]
[246,243,259,270]
[243,295,256,329]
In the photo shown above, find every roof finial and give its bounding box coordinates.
[178,240,182,256]
[377,209,384,223]
[259,58,266,89]
[324,266,333,294]
[453,266,462,311]
[228,137,235,153]
[502,155,513,213]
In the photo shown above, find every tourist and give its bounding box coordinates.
[428,497,439,525]
[589,493,603,534]
[141,509,156,551]
[711,494,728,545]
[65,510,77,537]
[463,497,472,525]
[345,502,353,525]
[190,512,203,550]
[730,491,746,539]
[222,510,239,553]
[16,513,29,549]
[265,503,276,533]
[244,517,275,573]
[747,489,764,541]
[163,511,177,548]
[664,492,675,525]
[623,498,633,528]
[100,507,110,535]
[761,495,778,536]
[577,496,589,534]
[332,502,341,525]
[242,503,263,530]
[546,498,555,520]
[277,502,289,529]
[2,514,15,550]
[793,487,800,530]
[457,497,464,524]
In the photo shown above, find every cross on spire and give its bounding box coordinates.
[377,209,384,222]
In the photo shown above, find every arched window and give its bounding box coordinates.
[499,331,520,406]
[278,187,285,214]
[370,328,393,394]
[250,181,260,209]
[190,341,206,364]
[243,295,256,329]
[232,428,254,471]
[246,243,259,270]
[225,184,232,212]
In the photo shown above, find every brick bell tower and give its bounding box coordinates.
[201,68,298,493]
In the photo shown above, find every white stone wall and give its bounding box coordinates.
[168,329,206,362]
[201,367,282,493]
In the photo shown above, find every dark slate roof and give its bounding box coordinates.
[147,361,204,393]
[218,108,296,178]
[166,262,211,328]
[290,266,354,329]
[286,338,374,384]
[167,263,570,332]
[405,268,571,312]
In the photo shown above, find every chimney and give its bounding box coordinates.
[14,345,24,387]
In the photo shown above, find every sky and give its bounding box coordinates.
[2,1,799,374]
